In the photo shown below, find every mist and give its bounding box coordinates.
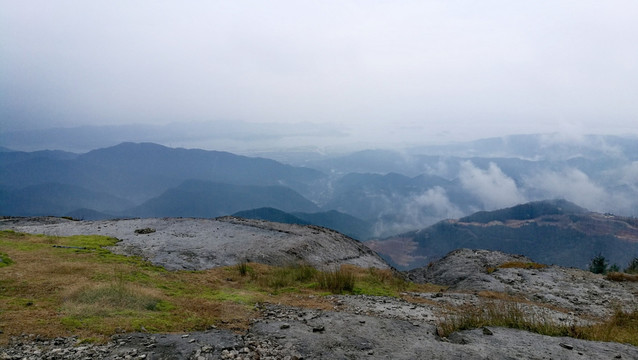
[2,1,638,153]
[1,2,637,239]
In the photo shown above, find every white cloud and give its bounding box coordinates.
[372,186,464,237]
[459,161,526,210]
[523,168,634,214]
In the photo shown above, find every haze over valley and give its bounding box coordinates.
[2,133,637,270]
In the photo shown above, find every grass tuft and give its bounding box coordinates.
[264,263,317,290]
[437,302,570,338]
[236,260,249,277]
[316,266,355,294]
[437,301,638,346]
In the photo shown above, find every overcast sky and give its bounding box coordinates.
[2,1,638,149]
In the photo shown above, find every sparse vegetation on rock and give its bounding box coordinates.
[2,219,638,359]
[134,227,156,234]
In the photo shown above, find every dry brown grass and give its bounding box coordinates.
[0,231,423,344]
[487,261,548,273]
[605,272,638,282]
[436,298,638,346]
[574,308,638,345]
[498,261,548,270]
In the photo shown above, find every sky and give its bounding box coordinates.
[2,1,638,151]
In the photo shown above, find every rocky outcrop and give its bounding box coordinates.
[406,248,531,287]
[408,248,638,318]
[0,216,389,271]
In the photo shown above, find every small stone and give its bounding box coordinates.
[280,323,290,329]
[482,327,493,335]
[559,343,574,350]
[312,326,325,333]
[189,339,196,343]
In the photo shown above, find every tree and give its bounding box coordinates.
[589,254,608,274]
[625,257,638,274]
[609,264,620,273]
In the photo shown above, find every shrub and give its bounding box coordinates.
[625,257,638,274]
[609,264,620,273]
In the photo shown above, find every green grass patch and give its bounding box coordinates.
[66,283,163,311]
[0,252,13,267]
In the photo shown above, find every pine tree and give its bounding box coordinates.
[589,254,608,274]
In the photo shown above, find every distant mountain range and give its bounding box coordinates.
[366,200,638,270]
[1,134,637,243]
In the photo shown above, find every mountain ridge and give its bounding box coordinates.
[367,199,638,270]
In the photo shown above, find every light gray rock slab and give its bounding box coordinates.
[0,216,389,271]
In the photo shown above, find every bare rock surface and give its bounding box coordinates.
[406,248,533,287]
[408,248,638,318]
[4,304,636,360]
[0,216,389,271]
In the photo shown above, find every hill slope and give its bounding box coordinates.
[367,200,638,270]
[0,183,134,216]
[127,180,320,218]
[233,208,374,240]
